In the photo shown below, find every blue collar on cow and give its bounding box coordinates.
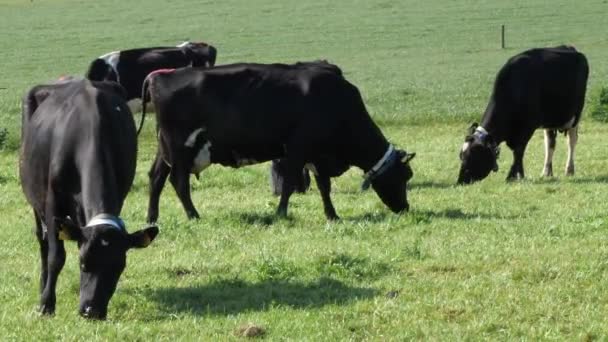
[86,213,126,232]
[361,144,396,190]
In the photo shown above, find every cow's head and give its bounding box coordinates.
[54,216,158,320]
[457,123,500,184]
[362,146,416,213]
[86,59,118,82]
[179,41,217,67]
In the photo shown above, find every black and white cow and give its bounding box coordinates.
[20,78,158,319]
[86,41,217,112]
[139,61,416,222]
[458,46,589,184]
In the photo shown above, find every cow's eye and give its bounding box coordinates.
[100,239,110,247]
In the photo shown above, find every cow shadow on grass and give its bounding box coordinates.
[142,277,377,317]
[409,180,456,190]
[236,211,294,226]
[415,208,518,220]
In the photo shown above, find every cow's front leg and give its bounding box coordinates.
[147,151,171,223]
[40,214,66,316]
[507,146,526,181]
[314,174,339,220]
[169,164,200,219]
[542,129,557,177]
[565,126,578,176]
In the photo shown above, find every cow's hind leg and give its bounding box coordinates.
[565,126,578,176]
[314,174,339,220]
[147,151,171,223]
[40,199,66,316]
[542,129,557,177]
[276,158,305,217]
[169,163,200,219]
[34,210,48,295]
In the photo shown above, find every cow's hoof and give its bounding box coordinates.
[39,305,55,316]
[326,214,340,221]
[565,167,575,176]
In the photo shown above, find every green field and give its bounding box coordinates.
[2,0,608,340]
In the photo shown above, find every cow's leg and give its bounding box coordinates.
[40,198,66,316]
[169,162,200,219]
[147,151,171,223]
[507,145,527,181]
[565,126,578,176]
[34,210,48,295]
[276,158,305,217]
[314,174,339,220]
[542,129,557,177]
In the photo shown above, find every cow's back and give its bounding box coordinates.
[490,46,588,128]
[20,80,136,214]
[153,63,355,146]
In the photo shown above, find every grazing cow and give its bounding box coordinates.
[458,46,588,184]
[86,41,217,112]
[20,78,158,319]
[139,61,416,222]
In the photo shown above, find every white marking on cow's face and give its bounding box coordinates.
[305,163,319,175]
[192,142,212,174]
[185,127,206,147]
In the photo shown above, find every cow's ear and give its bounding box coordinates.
[54,217,82,241]
[401,152,416,164]
[467,123,478,135]
[129,225,159,249]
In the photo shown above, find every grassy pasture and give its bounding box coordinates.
[1,0,608,339]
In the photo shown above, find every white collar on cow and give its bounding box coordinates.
[362,144,395,190]
[86,213,126,231]
[475,126,489,139]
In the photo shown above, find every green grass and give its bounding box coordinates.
[2,0,608,340]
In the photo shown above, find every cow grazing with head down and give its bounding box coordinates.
[139,61,416,222]
[86,41,217,112]
[458,46,589,184]
[20,78,158,320]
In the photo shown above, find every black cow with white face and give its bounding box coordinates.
[458,46,589,184]
[20,78,158,319]
[86,41,217,112]
[139,61,416,222]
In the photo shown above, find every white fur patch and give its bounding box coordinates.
[462,142,471,153]
[192,142,212,174]
[176,41,191,48]
[185,128,205,147]
[305,163,319,175]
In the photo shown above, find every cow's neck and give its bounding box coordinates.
[479,100,507,143]
[348,119,391,172]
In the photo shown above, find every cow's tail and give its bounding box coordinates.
[138,68,176,136]
[137,74,153,136]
